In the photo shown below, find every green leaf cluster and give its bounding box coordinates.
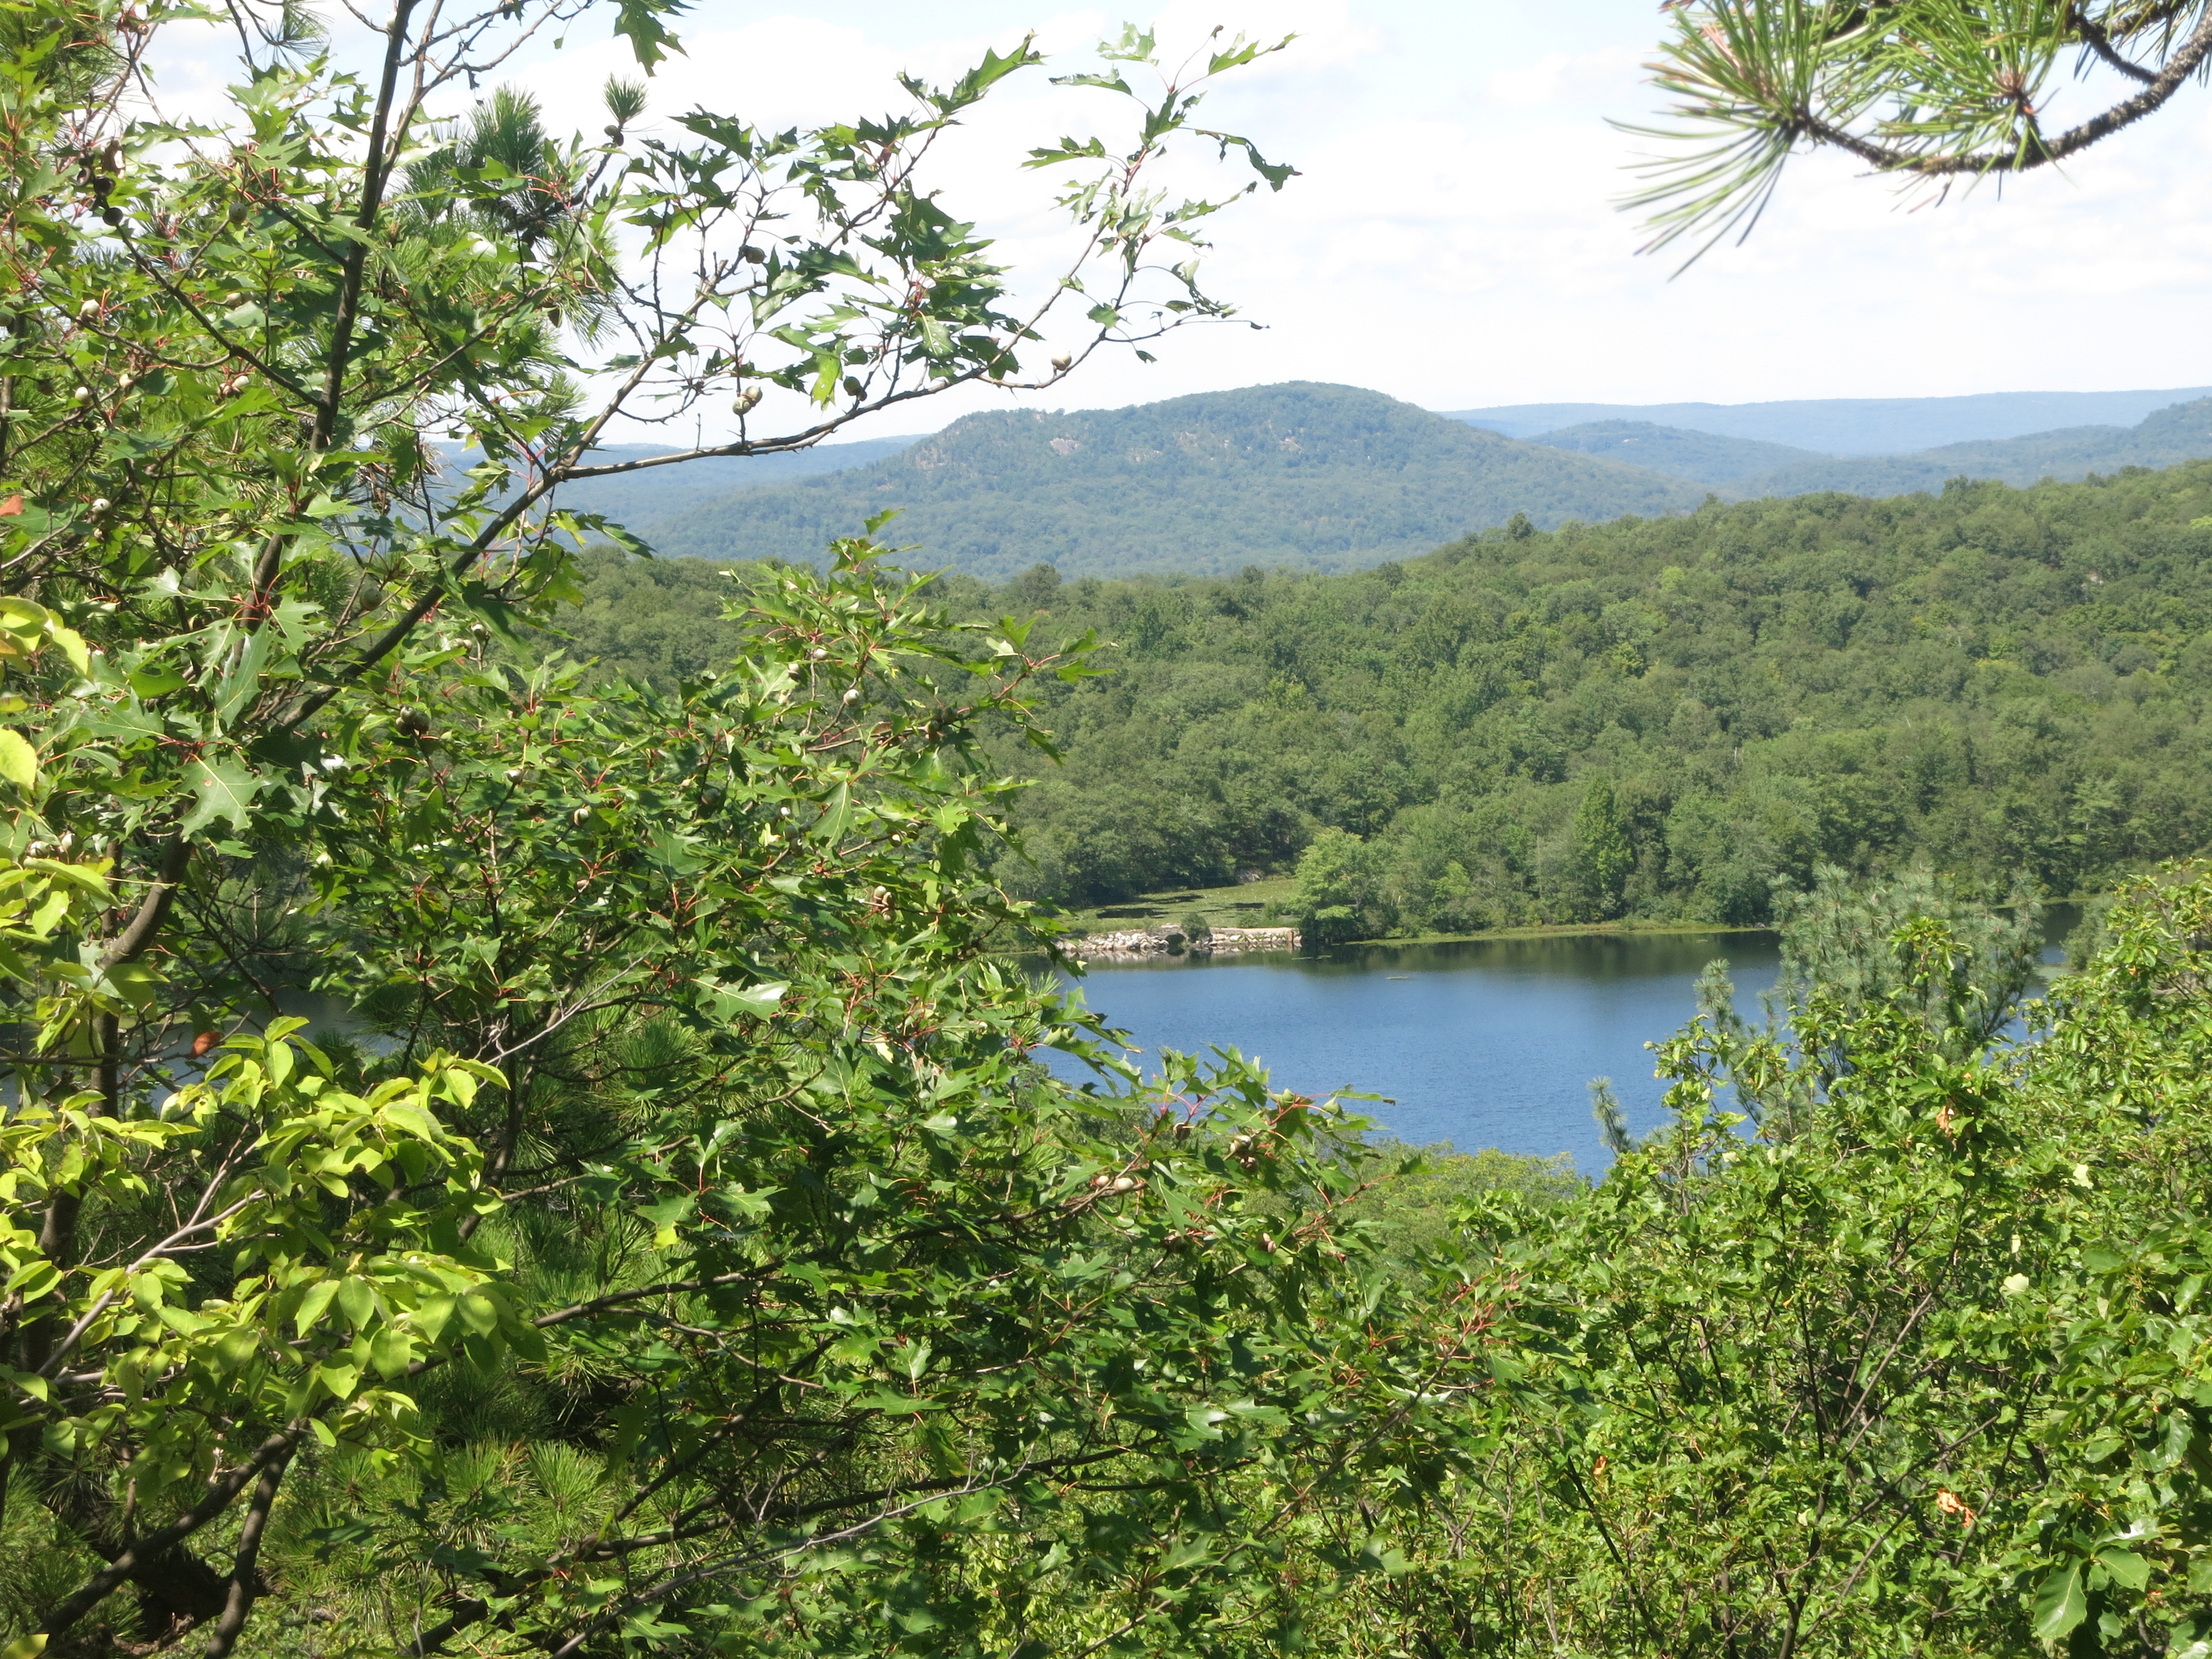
[561,463,2212,932]
[0,3,1315,1651]
[1265,864,2212,1658]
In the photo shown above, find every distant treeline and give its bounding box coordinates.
[552,461,2212,934]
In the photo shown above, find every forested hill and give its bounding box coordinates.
[560,461,2212,933]
[538,434,914,525]
[638,383,1704,578]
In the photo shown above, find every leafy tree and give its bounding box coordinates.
[563,461,2212,938]
[1285,827,1385,946]
[1633,1,2212,262]
[1259,864,2212,1658]
[1568,776,1635,920]
[0,1,1321,1650]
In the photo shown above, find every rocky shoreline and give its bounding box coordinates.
[1068,924,1301,962]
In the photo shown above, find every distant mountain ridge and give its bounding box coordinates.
[561,384,2212,583]
[1455,387,2212,454]
[1527,421,1824,486]
[1724,398,2212,497]
[640,383,1704,580]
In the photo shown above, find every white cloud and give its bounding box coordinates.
[118,0,2212,421]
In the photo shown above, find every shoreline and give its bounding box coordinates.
[1053,891,2102,962]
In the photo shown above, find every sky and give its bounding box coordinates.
[147,1,2212,437]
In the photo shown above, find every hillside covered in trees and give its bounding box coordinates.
[569,386,2212,582]
[638,382,1705,577]
[562,460,2212,934]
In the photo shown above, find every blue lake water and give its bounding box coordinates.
[1046,931,1784,1176]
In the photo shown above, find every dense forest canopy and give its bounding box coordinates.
[564,461,2212,933]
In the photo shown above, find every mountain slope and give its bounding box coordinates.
[537,436,916,528]
[1450,387,2212,454]
[1734,398,2212,497]
[1527,420,1823,484]
[641,383,1705,580]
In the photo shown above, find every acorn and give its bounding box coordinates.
[1051,354,1071,372]
[395,705,434,739]
[740,245,765,264]
[77,300,98,320]
[842,376,863,399]
[734,387,763,414]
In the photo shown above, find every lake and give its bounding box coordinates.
[1047,930,1782,1175]
[1049,912,2078,1175]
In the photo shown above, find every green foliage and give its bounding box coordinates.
[1569,777,1635,921]
[1769,863,2043,1052]
[1285,826,1381,946]
[562,463,2212,927]
[1261,864,2212,1658]
[1631,2,2212,264]
[635,383,1705,578]
[0,3,1323,1651]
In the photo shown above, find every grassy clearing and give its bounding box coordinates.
[1051,880,1781,946]
[1056,877,1298,933]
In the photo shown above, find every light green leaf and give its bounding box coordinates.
[315,1361,361,1400]
[2031,1562,2086,1641]
[102,961,165,1009]
[368,1325,413,1379]
[45,624,88,676]
[695,978,787,1021]
[180,758,264,838]
[336,1277,375,1329]
[0,729,36,791]
[2098,1548,2151,1591]
[295,1279,342,1336]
